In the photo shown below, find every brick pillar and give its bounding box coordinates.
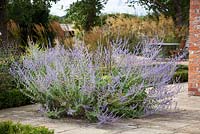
[188,0,200,96]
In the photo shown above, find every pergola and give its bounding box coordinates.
[189,0,200,96]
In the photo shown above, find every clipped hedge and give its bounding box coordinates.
[0,121,54,134]
[173,65,188,83]
[0,55,32,109]
[0,89,32,110]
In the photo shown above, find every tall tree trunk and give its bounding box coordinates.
[0,0,7,51]
[172,0,184,27]
[171,0,188,41]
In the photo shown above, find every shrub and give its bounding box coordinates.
[0,53,32,109]
[0,121,54,134]
[0,52,17,92]
[11,40,181,124]
[173,65,188,83]
[0,72,15,92]
[0,89,32,109]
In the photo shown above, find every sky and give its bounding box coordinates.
[50,0,148,17]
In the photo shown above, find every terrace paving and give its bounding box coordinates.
[1,83,200,134]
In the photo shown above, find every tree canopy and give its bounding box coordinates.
[8,0,59,25]
[127,0,189,27]
[66,0,107,31]
[7,0,60,47]
[0,0,60,48]
[0,0,7,48]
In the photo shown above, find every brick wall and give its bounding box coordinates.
[189,0,200,96]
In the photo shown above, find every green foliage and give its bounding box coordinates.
[66,0,107,31]
[43,70,146,121]
[0,54,16,92]
[7,0,59,48]
[128,0,189,27]
[0,53,32,109]
[0,71,16,92]
[0,89,32,109]
[12,44,179,124]
[0,0,7,48]
[8,0,47,25]
[173,65,188,83]
[8,0,59,25]
[176,65,188,70]
[49,15,65,23]
[101,13,138,20]
[0,121,54,134]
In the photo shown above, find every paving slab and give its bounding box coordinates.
[1,83,200,134]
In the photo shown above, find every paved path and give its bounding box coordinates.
[1,83,200,134]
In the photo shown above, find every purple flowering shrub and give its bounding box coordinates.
[11,40,180,124]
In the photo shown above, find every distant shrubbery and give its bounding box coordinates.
[7,14,188,54]
[11,39,181,124]
[82,14,187,52]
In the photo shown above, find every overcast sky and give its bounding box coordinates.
[50,0,148,17]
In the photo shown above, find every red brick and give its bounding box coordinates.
[189,88,198,91]
[189,0,200,95]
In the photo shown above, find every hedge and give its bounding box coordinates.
[0,89,32,110]
[0,121,54,134]
[173,65,188,83]
[0,56,32,109]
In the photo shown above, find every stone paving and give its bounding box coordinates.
[1,83,200,134]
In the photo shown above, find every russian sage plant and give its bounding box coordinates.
[11,39,181,124]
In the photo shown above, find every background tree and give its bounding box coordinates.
[66,0,107,31]
[0,0,7,49]
[7,0,59,48]
[127,0,189,27]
